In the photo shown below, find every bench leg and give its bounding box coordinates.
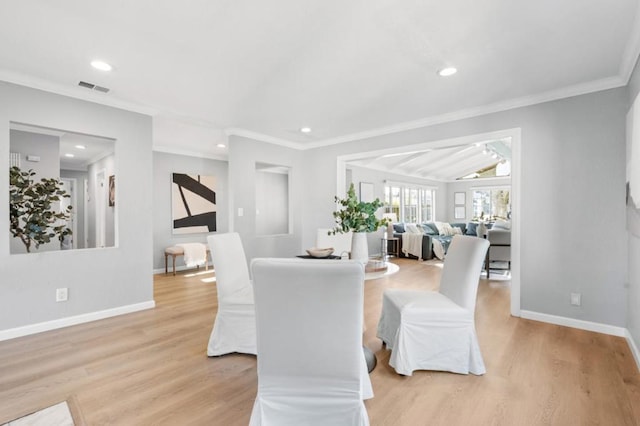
[165,253,169,275]
[172,255,176,276]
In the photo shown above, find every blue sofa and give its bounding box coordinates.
[393,222,479,260]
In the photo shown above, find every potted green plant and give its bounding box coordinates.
[10,166,73,253]
[331,183,389,263]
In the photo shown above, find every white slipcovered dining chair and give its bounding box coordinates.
[376,235,490,376]
[206,233,256,356]
[249,258,372,426]
[316,228,353,258]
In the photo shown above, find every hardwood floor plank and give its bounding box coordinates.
[0,258,638,425]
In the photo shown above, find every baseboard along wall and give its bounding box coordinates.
[0,301,156,342]
[521,309,640,372]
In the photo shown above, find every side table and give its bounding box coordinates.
[381,237,400,260]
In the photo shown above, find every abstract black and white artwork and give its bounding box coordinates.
[171,173,217,234]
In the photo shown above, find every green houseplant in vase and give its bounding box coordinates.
[331,183,389,263]
[10,166,73,253]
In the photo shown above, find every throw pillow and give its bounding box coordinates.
[452,227,463,235]
[405,223,422,234]
[443,223,456,236]
[421,224,437,235]
[465,222,478,236]
[433,221,447,235]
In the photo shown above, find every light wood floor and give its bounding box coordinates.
[1,258,639,425]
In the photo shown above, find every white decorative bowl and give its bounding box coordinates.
[306,247,334,258]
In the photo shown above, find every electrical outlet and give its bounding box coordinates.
[570,292,581,306]
[56,288,68,302]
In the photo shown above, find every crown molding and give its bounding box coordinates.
[225,127,304,149]
[0,70,158,116]
[153,145,228,161]
[302,75,626,149]
[620,3,640,83]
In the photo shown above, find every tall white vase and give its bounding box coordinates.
[351,232,369,264]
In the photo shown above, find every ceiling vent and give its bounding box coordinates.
[78,81,110,93]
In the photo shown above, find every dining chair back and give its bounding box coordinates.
[376,235,489,375]
[249,258,370,426]
[206,232,256,356]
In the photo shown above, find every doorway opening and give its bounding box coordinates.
[336,128,521,316]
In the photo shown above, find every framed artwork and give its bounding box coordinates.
[108,175,115,207]
[360,182,374,202]
[454,192,465,205]
[454,206,466,219]
[172,173,217,234]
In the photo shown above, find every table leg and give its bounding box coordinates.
[363,346,377,373]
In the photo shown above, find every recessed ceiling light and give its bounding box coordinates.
[91,60,112,72]
[75,145,86,150]
[300,127,312,133]
[437,67,457,77]
[216,143,226,148]
[64,153,75,158]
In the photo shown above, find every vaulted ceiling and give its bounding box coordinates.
[1,1,638,156]
[348,139,511,182]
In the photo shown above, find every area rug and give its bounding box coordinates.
[3,401,74,426]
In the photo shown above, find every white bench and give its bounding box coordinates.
[164,245,211,276]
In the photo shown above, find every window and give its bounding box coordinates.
[384,185,401,219]
[403,188,418,223]
[384,183,435,223]
[420,188,434,222]
[472,187,510,220]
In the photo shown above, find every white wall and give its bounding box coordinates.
[228,135,303,263]
[152,151,229,270]
[256,170,289,235]
[626,57,640,351]
[0,81,153,337]
[300,87,628,327]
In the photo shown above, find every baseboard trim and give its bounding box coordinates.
[520,310,626,337]
[152,265,215,275]
[520,310,640,372]
[152,265,191,275]
[0,300,156,342]
[625,329,640,372]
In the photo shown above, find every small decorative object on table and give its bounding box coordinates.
[305,247,335,258]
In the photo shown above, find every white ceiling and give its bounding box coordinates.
[349,139,512,182]
[1,0,639,154]
[11,123,115,171]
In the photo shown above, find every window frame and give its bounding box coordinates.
[471,185,511,220]
[384,182,436,223]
